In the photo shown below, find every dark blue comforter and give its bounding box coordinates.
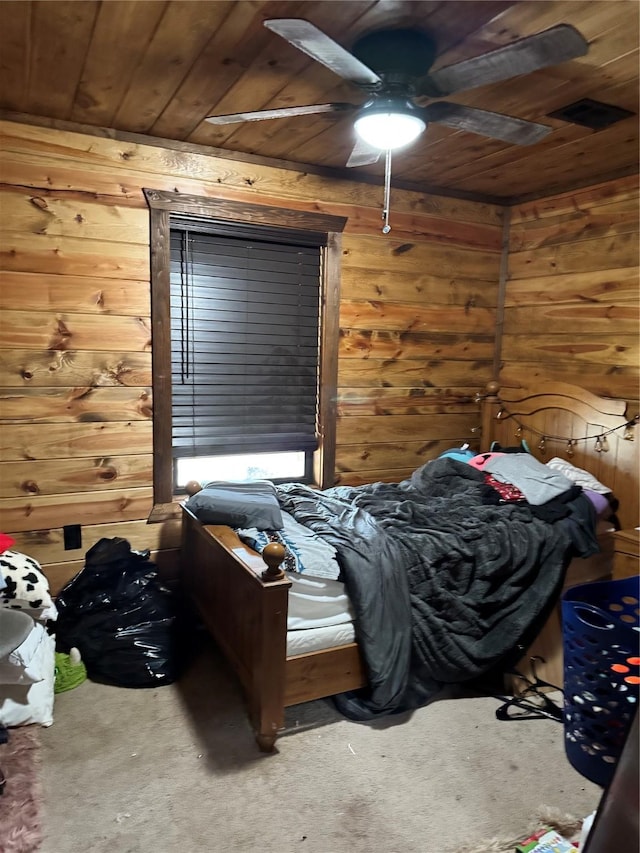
[277,457,597,720]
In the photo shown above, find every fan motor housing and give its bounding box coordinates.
[351,28,437,80]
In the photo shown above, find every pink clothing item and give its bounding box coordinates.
[468,452,505,471]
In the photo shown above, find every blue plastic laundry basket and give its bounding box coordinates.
[562,575,640,787]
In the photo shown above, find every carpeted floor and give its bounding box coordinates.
[0,727,43,853]
[38,640,602,853]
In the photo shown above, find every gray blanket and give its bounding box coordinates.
[277,457,596,719]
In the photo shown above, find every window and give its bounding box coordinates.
[170,223,322,488]
[144,190,346,507]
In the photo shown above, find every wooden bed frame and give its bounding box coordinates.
[180,513,367,750]
[180,381,638,751]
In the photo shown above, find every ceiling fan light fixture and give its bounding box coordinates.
[355,103,426,150]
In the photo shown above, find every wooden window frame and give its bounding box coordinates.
[144,189,346,510]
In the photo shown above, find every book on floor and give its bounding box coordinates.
[515,827,579,853]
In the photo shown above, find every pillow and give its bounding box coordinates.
[583,489,611,518]
[545,457,611,495]
[0,550,58,622]
[185,481,284,530]
[438,447,476,463]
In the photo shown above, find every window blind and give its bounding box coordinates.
[169,224,323,459]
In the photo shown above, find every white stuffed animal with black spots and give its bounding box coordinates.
[0,550,57,622]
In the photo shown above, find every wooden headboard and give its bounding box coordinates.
[480,381,639,530]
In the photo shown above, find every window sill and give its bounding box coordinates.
[147,500,183,524]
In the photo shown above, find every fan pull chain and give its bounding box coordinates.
[382,149,392,234]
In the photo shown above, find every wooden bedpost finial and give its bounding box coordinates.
[185,480,202,496]
[261,542,286,581]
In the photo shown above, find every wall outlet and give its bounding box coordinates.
[63,524,82,551]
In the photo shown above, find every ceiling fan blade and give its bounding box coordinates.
[205,102,356,125]
[346,138,383,168]
[264,19,382,88]
[420,24,589,97]
[423,102,551,145]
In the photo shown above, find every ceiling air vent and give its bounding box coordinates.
[547,98,635,129]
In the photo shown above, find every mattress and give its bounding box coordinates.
[286,621,356,657]
[285,554,357,655]
[287,571,354,629]
[232,544,355,632]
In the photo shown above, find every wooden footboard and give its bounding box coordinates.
[181,508,290,750]
[180,506,366,750]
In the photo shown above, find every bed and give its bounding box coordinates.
[180,381,638,751]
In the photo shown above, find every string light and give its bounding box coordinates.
[493,409,638,454]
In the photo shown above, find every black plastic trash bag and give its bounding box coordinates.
[55,537,182,688]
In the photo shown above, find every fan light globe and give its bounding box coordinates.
[355,111,426,150]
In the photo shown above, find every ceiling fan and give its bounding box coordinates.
[205,18,590,166]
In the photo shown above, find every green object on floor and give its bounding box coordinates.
[54,649,87,693]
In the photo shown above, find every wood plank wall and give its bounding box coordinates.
[503,174,639,403]
[0,120,503,592]
[501,174,640,529]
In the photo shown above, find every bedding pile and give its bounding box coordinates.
[276,456,599,720]
[237,511,342,581]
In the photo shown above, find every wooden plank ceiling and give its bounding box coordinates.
[0,0,637,201]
